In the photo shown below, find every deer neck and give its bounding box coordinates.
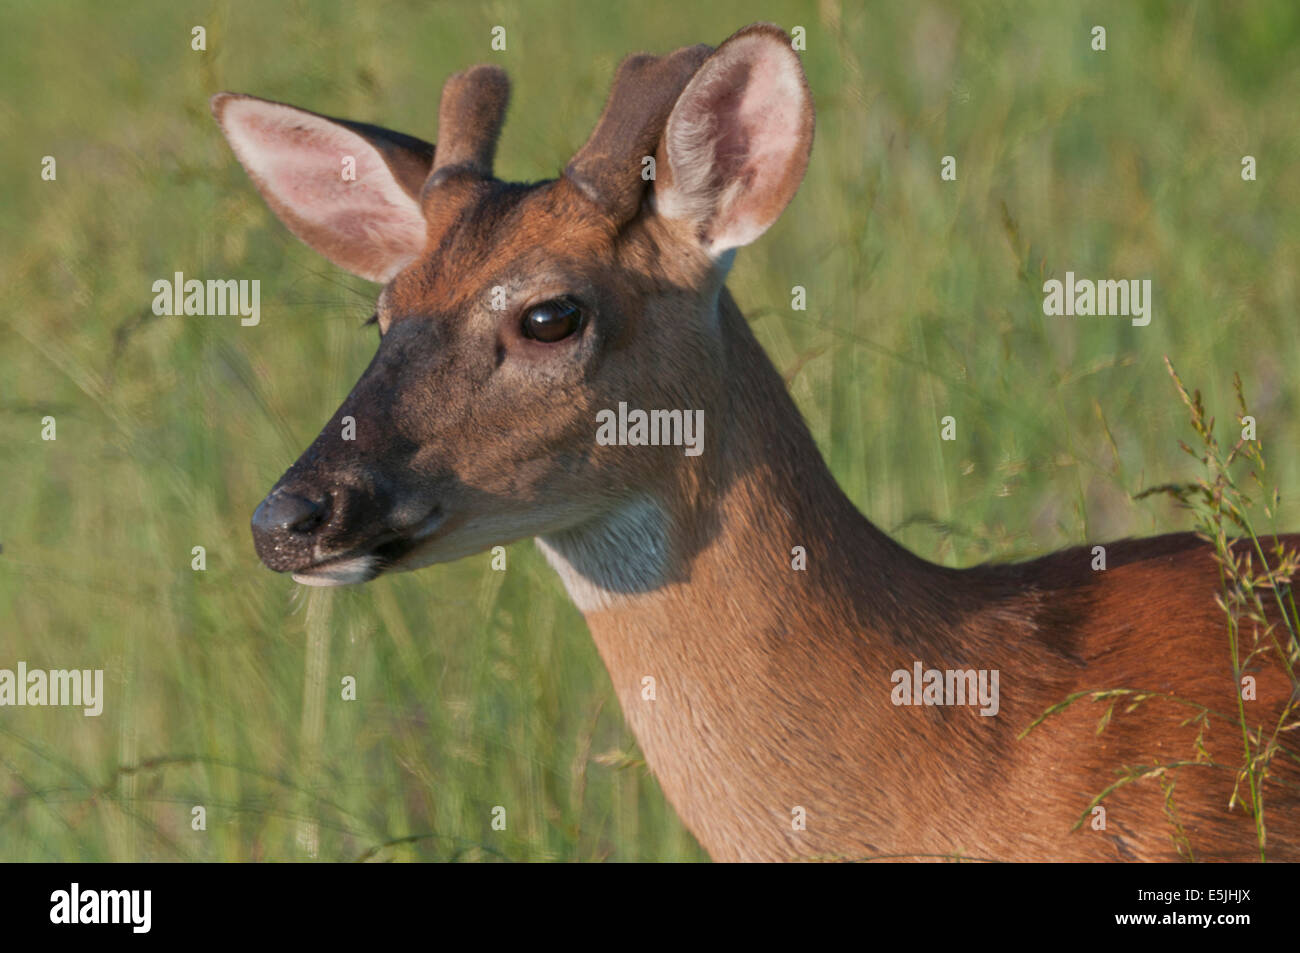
[538,287,951,639]
[536,289,961,858]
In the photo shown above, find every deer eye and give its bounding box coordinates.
[521,298,583,343]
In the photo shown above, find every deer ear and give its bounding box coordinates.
[655,24,813,256]
[210,93,434,283]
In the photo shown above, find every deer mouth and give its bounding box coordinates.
[289,509,447,587]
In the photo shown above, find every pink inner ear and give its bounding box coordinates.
[709,47,808,245]
[220,100,427,281]
[660,33,811,254]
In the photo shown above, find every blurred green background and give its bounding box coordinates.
[1,0,1298,861]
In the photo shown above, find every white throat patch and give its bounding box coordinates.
[535,498,671,612]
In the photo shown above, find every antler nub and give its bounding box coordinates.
[565,44,713,224]
[427,64,511,186]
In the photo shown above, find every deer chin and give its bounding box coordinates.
[291,555,379,588]
[371,505,616,578]
[374,512,537,576]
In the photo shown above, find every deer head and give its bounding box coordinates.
[212,23,813,590]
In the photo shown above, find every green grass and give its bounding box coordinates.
[1,0,1298,861]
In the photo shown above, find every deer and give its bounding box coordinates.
[211,23,1299,862]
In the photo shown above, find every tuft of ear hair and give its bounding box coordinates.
[653,23,815,256]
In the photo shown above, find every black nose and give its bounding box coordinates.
[252,490,328,536]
